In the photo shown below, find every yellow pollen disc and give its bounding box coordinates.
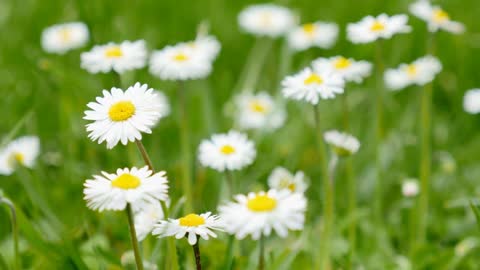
[260,12,272,26]
[249,100,267,113]
[406,64,417,77]
[108,101,136,122]
[334,57,352,70]
[111,173,141,189]
[105,46,123,58]
[173,53,189,62]
[59,28,71,42]
[370,21,385,32]
[220,145,236,155]
[302,23,317,37]
[247,194,277,212]
[8,152,25,167]
[433,9,449,23]
[288,183,296,192]
[179,213,205,227]
[304,73,323,85]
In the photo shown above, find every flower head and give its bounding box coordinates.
[149,42,212,81]
[83,166,169,212]
[281,67,345,105]
[402,179,419,197]
[267,167,307,193]
[288,22,339,51]
[347,14,411,44]
[324,130,360,156]
[152,212,223,245]
[84,82,164,149]
[312,56,372,83]
[219,189,307,240]
[134,201,164,241]
[238,4,294,38]
[198,131,256,172]
[0,136,40,175]
[41,22,89,54]
[384,55,442,91]
[463,89,480,114]
[410,0,465,34]
[81,40,147,74]
[234,92,286,130]
[187,35,221,61]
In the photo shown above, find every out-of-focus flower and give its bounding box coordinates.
[410,0,465,34]
[347,14,411,44]
[234,92,286,130]
[384,55,442,90]
[268,167,307,193]
[238,4,294,38]
[312,56,372,83]
[324,130,360,156]
[0,136,40,175]
[288,22,339,51]
[134,201,164,241]
[41,22,89,54]
[402,179,419,197]
[463,89,480,114]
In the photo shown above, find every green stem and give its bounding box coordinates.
[345,157,356,270]
[223,236,235,270]
[193,241,202,270]
[258,235,265,270]
[374,40,385,226]
[313,105,334,270]
[1,197,20,270]
[178,81,194,213]
[225,170,234,199]
[126,204,144,270]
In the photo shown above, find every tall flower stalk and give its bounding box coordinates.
[374,40,385,225]
[193,241,202,270]
[126,204,144,270]
[1,196,20,270]
[178,81,194,213]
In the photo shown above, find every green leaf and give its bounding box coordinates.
[469,201,480,231]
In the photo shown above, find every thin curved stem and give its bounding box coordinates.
[126,204,144,270]
[193,241,202,270]
[1,197,20,270]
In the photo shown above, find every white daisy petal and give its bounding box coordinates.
[234,92,286,131]
[288,22,339,51]
[347,14,411,44]
[324,130,361,156]
[42,22,89,54]
[409,0,465,34]
[384,55,442,91]
[0,136,40,176]
[267,167,308,193]
[463,89,480,114]
[238,4,294,38]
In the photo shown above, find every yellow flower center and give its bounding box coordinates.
[433,9,450,23]
[104,46,123,58]
[179,213,205,227]
[406,64,417,77]
[260,12,272,27]
[108,101,136,122]
[288,183,296,192]
[304,73,323,85]
[249,100,267,113]
[247,194,277,212]
[8,152,25,167]
[173,53,189,62]
[370,21,385,32]
[334,57,352,70]
[220,145,236,155]
[302,23,317,37]
[111,173,141,189]
[59,28,71,43]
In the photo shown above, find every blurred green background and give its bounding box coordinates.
[1,0,480,269]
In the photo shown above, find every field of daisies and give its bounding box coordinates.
[1,0,480,269]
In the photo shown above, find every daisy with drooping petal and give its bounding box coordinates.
[347,14,411,44]
[152,212,223,245]
[234,92,286,130]
[288,22,339,51]
[410,0,465,34]
[198,130,256,172]
[238,4,294,38]
[312,56,372,83]
[324,130,360,156]
[149,43,212,81]
[463,89,480,114]
[384,55,442,91]
[0,136,40,176]
[81,40,147,74]
[134,201,164,241]
[267,167,307,194]
[402,179,419,197]
[41,22,89,54]
[219,189,306,240]
[83,166,169,212]
[281,67,345,105]
[84,82,163,149]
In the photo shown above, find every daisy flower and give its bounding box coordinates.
[83,166,169,212]
[281,67,345,105]
[384,55,442,91]
[41,22,89,54]
[347,14,411,44]
[134,201,164,241]
[152,212,223,245]
[410,0,465,34]
[198,130,256,172]
[149,42,212,81]
[238,4,294,38]
[187,35,221,61]
[324,130,360,156]
[219,189,307,240]
[234,92,286,130]
[267,167,307,193]
[0,136,40,176]
[312,56,372,83]
[463,89,480,114]
[288,22,339,51]
[81,40,147,74]
[402,179,419,197]
[84,82,163,149]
